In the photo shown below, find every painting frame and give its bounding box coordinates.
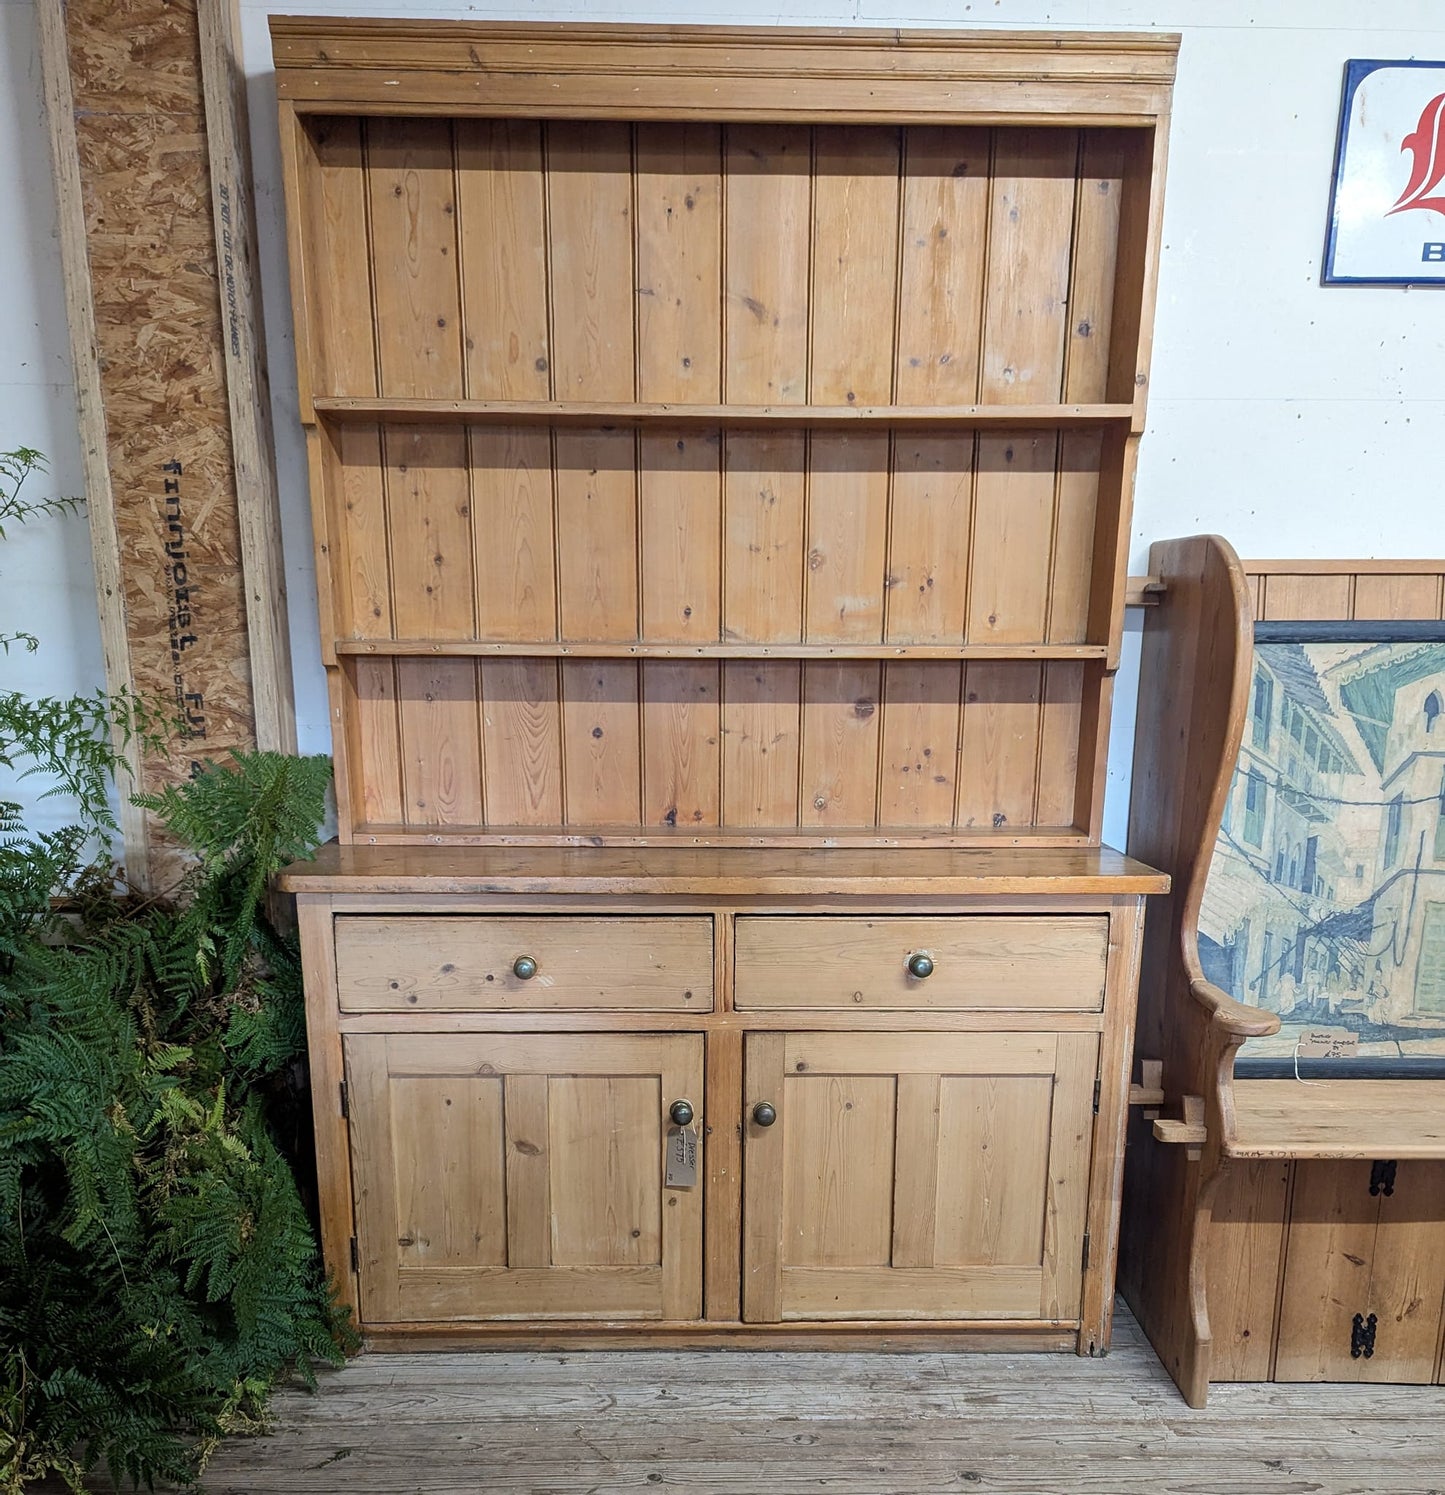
[1321,58,1445,288]
[1200,620,1445,1079]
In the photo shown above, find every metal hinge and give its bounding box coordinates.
[350,1237,361,1275]
[1369,1159,1397,1197]
[1092,1079,1101,1115]
[339,1080,350,1119]
[1081,1229,1091,1271]
[1351,1311,1377,1359]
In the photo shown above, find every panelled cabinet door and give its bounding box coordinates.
[742,1031,1097,1323]
[1275,1160,1445,1383]
[346,1033,704,1323]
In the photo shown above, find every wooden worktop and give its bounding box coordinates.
[278,842,1169,897]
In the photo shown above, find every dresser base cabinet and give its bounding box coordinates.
[283,846,1165,1351]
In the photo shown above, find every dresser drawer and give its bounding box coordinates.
[733,916,1108,1011]
[335,916,713,1012]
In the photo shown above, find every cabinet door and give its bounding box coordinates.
[347,1033,703,1323]
[1275,1160,1445,1383]
[742,1031,1097,1322]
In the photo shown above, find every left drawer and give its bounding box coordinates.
[335,916,714,1013]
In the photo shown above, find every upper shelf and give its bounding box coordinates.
[333,639,1111,661]
[311,397,1136,431]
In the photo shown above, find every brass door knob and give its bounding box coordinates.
[669,1099,694,1127]
[752,1101,778,1127]
[512,955,538,980]
[906,952,935,979]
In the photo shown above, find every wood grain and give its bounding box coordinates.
[895,126,988,405]
[635,124,722,402]
[640,431,722,643]
[809,126,902,405]
[981,129,1076,404]
[805,436,889,643]
[546,121,634,399]
[554,429,638,641]
[878,662,963,827]
[470,426,557,641]
[367,118,462,399]
[456,119,550,399]
[397,658,483,827]
[560,660,642,825]
[885,436,973,645]
[478,658,563,826]
[721,662,802,827]
[385,425,473,639]
[722,434,806,643]
[642,663,721,829]
[799,662,883,827]
[724,124,810,404]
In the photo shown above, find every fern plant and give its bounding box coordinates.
[0,455,351,1491]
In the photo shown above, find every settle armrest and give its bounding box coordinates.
[1189,976,1280,1040]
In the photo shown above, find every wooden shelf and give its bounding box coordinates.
[279,840,1171,896]
[1226,1080,1445,1161]
[312,396,1134,430]
[346,824,1097,851]
[334,639,1110,661]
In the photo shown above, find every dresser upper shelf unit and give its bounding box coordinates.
[278,20,1172,848]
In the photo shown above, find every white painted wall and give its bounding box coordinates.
[4,0,1444,845]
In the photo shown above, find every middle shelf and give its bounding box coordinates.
[332,639,1112,661]
[312,397,1137,430]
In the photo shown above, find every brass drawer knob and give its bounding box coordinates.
[669,1099,694,1127]
[512,955,538,980]
[907,952,935,979]
[752,1101,778,1128]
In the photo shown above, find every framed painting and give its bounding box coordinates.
[1199,622,1445,1076]
[1322,59,1445,286]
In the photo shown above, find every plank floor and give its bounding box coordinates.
[55,1307,1445,1495]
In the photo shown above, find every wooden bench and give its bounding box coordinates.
[1119,535,1445,1405]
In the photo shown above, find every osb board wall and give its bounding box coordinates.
[66,0,256,862]
[1246,563,1445,623]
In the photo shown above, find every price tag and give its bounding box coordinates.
[665,1125,699,1189]
[1296,1028,1360,1059]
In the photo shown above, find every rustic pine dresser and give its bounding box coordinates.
[273,18,1174,1351]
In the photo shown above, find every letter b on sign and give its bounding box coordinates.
[1424,243,1445,262]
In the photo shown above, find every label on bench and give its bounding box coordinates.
[1296,1028,1360,1059]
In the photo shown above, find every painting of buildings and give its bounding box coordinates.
[1199,639,1445,1064]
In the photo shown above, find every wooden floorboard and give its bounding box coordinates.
[52,1306,1445,1494]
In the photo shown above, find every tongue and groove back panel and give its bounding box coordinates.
[282,96,1163,843]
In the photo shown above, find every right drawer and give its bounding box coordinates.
[733,916,1108,1011]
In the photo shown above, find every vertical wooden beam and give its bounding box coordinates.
[197,0,296,755]
[35,0,151,885]
[39,0,297,884]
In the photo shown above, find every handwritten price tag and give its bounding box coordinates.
[1296,1029,1360,1060]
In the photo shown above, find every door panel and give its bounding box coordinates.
[1276,1160,1445,1383]
[390,1075,507,1267]
[549,1075,662,1266]
[935,1072,1052,1267]
[782,1074,896,1267]
[348,1032,703,1323]
[743,1030,1097,1322]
